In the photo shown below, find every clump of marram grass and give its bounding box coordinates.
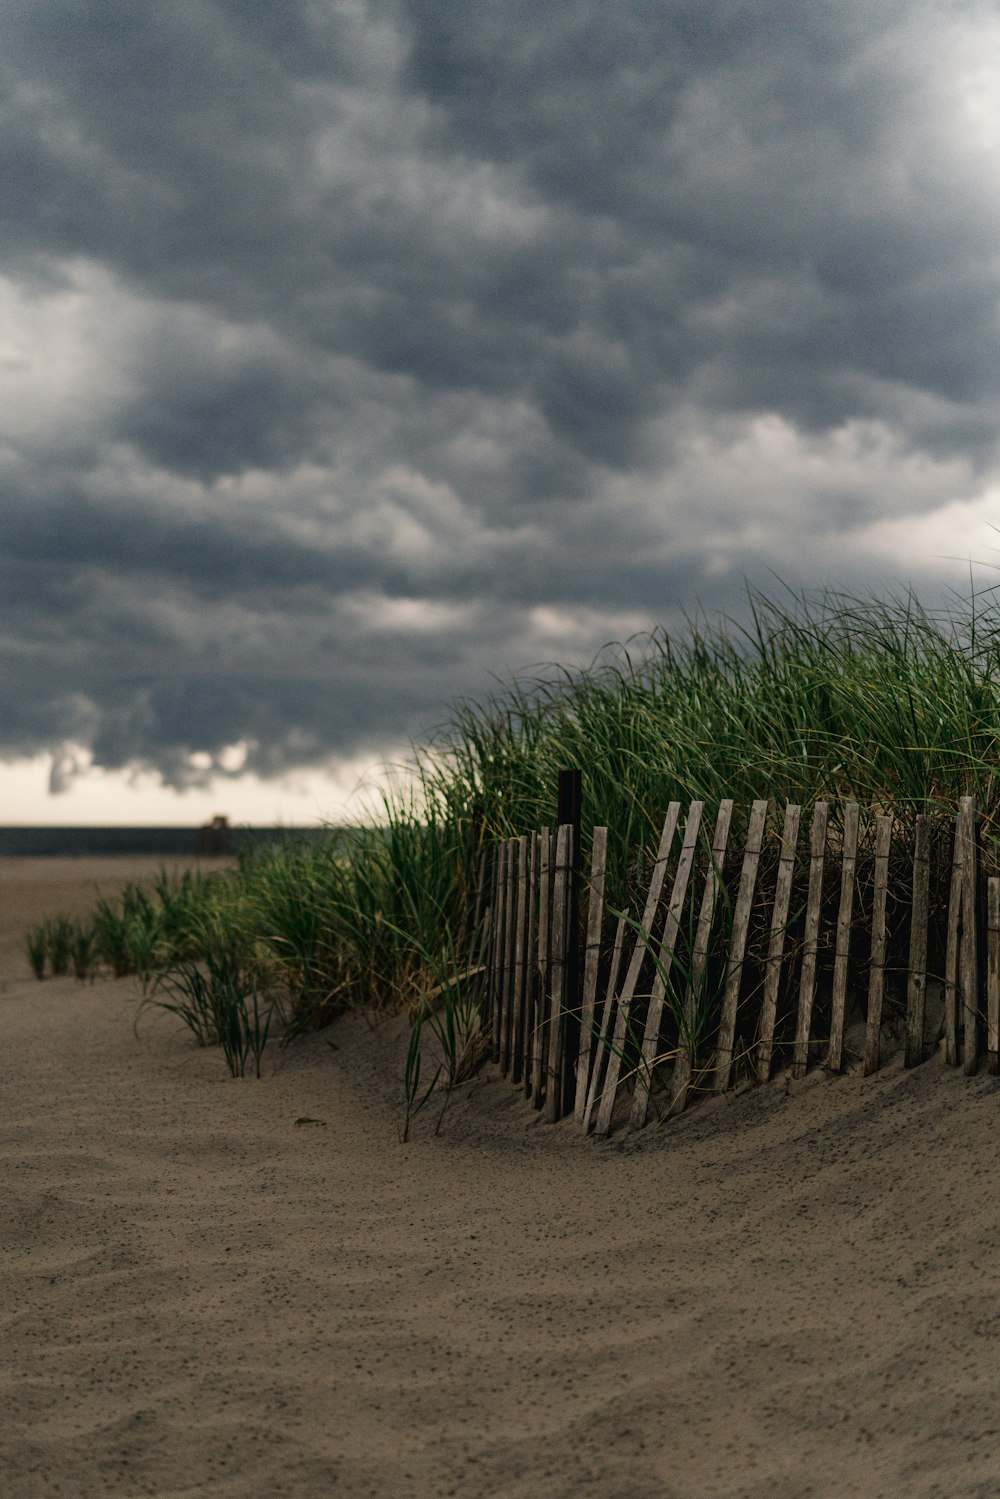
[45,914,75,976]
[26,868,234,984]
[137,942,273,1078]
[70,919,97,981]
[25,923,48,979]
[396,916,489,1141]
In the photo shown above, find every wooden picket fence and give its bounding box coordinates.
[478,796,1000,1135]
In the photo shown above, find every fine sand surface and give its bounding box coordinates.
[4,861,1000,1497]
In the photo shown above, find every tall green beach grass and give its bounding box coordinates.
[31,582,1000,1095]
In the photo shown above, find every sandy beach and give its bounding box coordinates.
[4,859,1000,1497]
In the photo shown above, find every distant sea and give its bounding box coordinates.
[0,827,340,858]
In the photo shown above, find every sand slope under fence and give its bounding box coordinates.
[3,865,1000,1497]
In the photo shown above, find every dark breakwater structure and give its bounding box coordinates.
[0,826,350,859]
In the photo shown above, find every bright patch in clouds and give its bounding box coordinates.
[853,489,1000,579]
[4,746,388,827]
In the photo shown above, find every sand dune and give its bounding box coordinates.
[3,860,1000,1497]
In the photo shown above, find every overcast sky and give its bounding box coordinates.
[4,0,1000,823]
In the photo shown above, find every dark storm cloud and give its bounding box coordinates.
[2,0,1000,791]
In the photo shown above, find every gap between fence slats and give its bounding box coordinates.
[792,801,829,1079]
[667,800,735,1120]
[756,803,801,1085]
[863,815,893,1076]
[583,910,629,1134]
[574,827,608,1124]
[827,801,859,1075]
[714,798,769,1092]
[630,800,705,1129]
[592,804,681,1137]
[905,814,930,1069]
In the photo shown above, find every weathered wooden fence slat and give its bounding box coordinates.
[630,800,705,1129]
[756,803,801,1085]
[944,814,963,1067]
[523,831,540,1098]
[828,801,859,1075]
[471,845,490,1004]
[509,836,524,1077]
[592,805,682,1137]
[905,814,931,1068]
[500,837,519,1076]
[988,876,999,1076]
[545,823,574,1123]
[591,972,636,1138]
[667,799,735,1120]
[531,828,552,1108]
[714,798,769,1092]
[583,910,629,1134]
[482,843,497,1039]
[959,797,979,1076]
[491,840,508,1062]
[510,834,530,1085]
[863,815,893,1077]
[575,826,608,1123]
[792,800,829,1079]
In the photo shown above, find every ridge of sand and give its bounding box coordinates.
[3,861,1000,1497]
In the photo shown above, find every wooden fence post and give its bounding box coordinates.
[532,829,552,1108]
[546,823,574,1122]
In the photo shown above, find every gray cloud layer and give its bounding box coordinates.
[3,0,1000,789]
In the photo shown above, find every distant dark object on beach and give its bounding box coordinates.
[195,815,234,858]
